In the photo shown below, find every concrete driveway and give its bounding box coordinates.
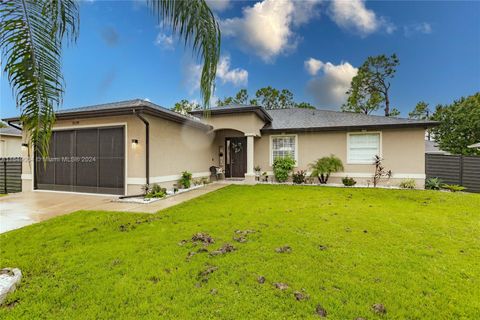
[0,183,227,233]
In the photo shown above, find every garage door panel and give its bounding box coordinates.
[36,126,124,195]
[99,128,124,158]
[76,129,98,157]
[99,158,124,188]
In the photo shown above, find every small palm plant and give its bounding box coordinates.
[309,155,344,184]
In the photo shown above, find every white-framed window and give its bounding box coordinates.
[347,132,381,164]
[270,135,298,165]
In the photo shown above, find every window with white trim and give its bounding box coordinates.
[271,135,296,163]
[348,133,380,164]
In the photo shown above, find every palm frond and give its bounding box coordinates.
[148,0,221,108]
[0,0,79,156]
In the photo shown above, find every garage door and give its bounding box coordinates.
[35,126,125,195]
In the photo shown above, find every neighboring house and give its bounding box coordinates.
[0,127,22,157]
[3,99,436,195]
[425,140,450,155]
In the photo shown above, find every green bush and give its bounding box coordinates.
[145,184,167,199]
[292,170,307,184]
[425,177,442,190]
[273,156,296,182]
[180,171,192,189]
[399,179,416,189]
[441,184,466,192]
[309,155,344,184]
[342,176,357,187]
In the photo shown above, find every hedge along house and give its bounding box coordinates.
[4,99,436,196]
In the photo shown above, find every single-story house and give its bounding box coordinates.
[0,127,22,157]
[4,99,437,195]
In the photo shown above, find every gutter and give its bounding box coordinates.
[7,121,22,131]
[134,110,150,186]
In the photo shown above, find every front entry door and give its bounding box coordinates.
[225,137,247,178]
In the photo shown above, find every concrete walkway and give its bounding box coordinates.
[0,183,227,234]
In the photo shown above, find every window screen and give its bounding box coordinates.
[348,133,380,164]
[272,136,296,162]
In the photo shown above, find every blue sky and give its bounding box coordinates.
[1,0,479,119]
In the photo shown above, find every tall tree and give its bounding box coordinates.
[409,101,431,120]
[217,87,316,109]
[216,88,248,106]
[343,54,400,116]
[172,99,200,115]
[0,0,221,156]
[430,93,480,155]
[296,102,316,109]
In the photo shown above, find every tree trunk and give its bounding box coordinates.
[384,92,390,116]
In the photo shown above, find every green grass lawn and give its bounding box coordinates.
[1,185,479,319]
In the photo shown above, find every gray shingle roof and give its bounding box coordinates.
[0,127,22,136]
[263,108,437,131]
[3,99,209,130]
[56,99,201,122]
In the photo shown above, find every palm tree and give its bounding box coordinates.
[0,0,220,156]
[309,155,344,184]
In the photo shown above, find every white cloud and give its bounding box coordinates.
[306,60,358,109]
[206,0,231,12]
[403,22,432,37]
[304,58,324,76]
[221,0,321,62]
[183,62,202,95]
[329,0,394,35]
[154,33,174,50]
[216,55,248,86]
[183,56,247,95]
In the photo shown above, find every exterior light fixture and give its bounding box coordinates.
[21,143,29,150]
[131,139,139,148]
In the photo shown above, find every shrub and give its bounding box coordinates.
[425,177,442,190]
[399,179,416,189]
[145,184,166,199]
[273,156,296,182]
[342,176,357,187]
[373,155,392,187]
[292,170,307,184]
[180,171,192,189]
[441,184,466,192]
[309,155,344,184]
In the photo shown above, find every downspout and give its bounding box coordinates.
[134,110,150,186]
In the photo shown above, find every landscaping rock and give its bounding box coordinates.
[315,304,327,317]
[257,276,266,284]
[210,243,235,256]
[273,282,289,290]
[372,303,387,315]
[0,268,22,305]
[294,291,309,301]
[275,246,292,253]
[192,233,215,246]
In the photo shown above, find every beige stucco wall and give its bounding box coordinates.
[0,135,22,157]
[254,128,426,187]
[198,113,265,136]
[21,114,213,195]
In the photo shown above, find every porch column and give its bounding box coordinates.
[245,134,256,184]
